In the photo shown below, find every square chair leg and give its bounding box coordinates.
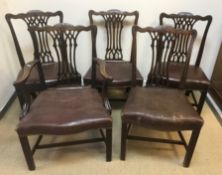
[183,128,201,167]
[197,90,207,114]
[120,123,127,160]
[18,135,35,170]
[106,128,112,161]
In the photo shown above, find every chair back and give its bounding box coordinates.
[89,9,139,61]
[5,10,63,67]
[29,23,97,87]
[159,12,212,66]
[132,25,197,88]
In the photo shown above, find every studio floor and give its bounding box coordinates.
[0,98,222,175]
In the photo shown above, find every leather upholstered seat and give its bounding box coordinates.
[85,62,143,86]
[122,87,203,131]
[17,88,112,135]
[19,62,59,85]
[162,63,210,89]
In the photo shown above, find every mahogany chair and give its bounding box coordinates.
[5,10,63,107]
[84,9,143,89]
[159,12,212,113]
[16,24,112,170]
[121,25,204,167]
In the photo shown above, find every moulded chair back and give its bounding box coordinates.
[159,12,212,67]
[89,9,139,61]
[132,25,197,88]
[29,23,97,87]
[5,10,63,67]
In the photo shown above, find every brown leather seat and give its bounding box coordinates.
[85,62,143,86]
[164,63,210,89]
[17,88,112,135]
[122,87,203,131]
[183,66,209,88]
[23,62,59,84]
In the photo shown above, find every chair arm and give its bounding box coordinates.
[94,58,112,114]
[14,60,39,85]
[94,58,113,82]
[19,102,31,120]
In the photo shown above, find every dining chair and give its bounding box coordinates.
[16,23,112,170]
[159,12,212,113]
[84,10,143,96]
[121,25,203,167]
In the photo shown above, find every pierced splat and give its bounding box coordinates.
[23,10,51,27]
[102,11,126,60]
[89,10,139,61]
[170,29,195,63]
[30,24,95,83]
[147,28,177,86]
[172,12,198,30]
[48,24,81,81]
[132,26,197,87]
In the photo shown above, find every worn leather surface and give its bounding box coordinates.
[84,62,143,86]
[26,62,58,84]
[122,87,203,131]
[17,88,112,135]
[167,63,210,89]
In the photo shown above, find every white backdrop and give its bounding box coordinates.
[0,0,222,110]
